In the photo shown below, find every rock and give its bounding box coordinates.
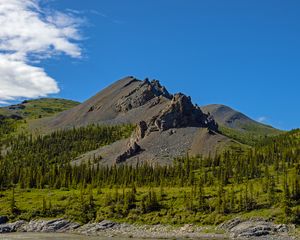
[0,220,26,233]
[218,218,292,239]
[134,121,148,142]
[98,220,118,229]
[115,142,142,164]
[8,104,25,110]
[4,218,294,239]
[0,224,13,233]
[180,224,194,233]
[0,216,8,224]
[275,224,290,233]
[115,121,147,164]
[77,220,120,234]
[21,219,80,233]
[218,217,242,231]
[168,129,176,135]
[88,106,95,112]
[125,121,148,151]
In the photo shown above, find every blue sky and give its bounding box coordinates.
[1,1,299,130]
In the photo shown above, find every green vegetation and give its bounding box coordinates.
[0,118,27,145]
[0,118,16,136]
[0,98,79,120]
[0,122,299,225]
[0,98,80,144]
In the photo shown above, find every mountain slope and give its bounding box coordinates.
[46,77,174,128]
[201,104,282,145]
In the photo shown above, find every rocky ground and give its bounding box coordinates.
[0,217,298,239]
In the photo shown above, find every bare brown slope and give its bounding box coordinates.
[73,127,236,166]
[45,76,174,129]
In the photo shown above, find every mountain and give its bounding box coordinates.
[33,76,241,165]
[201,104,282,145]
[1,77,283,165]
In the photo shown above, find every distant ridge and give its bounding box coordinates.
[201,104,281,144]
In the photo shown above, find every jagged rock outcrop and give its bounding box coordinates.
[115,141,142,164]
[148,93,218,132]
[133,121,148,142]
[115,121,147,164]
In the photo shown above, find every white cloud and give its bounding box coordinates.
[257,116,267,123]
[0,0,82,103]
[0,55,59,101]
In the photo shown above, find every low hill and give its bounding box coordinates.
[0,98,80,142]
[0,98,80,120]
[201,104,282,145]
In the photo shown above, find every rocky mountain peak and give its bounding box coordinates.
[148,79,172,99]
[115,78,172,113]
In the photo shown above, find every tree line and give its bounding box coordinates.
[0,124,300,223]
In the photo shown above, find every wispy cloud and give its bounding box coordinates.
[0,0,82,103]
[257,116,267,123]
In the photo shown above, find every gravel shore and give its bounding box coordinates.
[0,218,298,239]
